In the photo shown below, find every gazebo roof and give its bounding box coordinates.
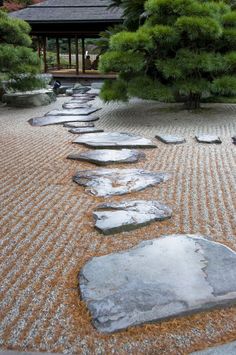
[11,0,123,24]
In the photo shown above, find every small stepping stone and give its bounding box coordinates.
[156,134,186,144]
[63,122,95,128]
[67,149,145,165]
[195,135,222,144]
[79,235,236,333]
[46,108,101,116]
[73,93,97,99]
[28,115,99,127]
[69,127,104,134]
[232,136,236,144]
[62,102,92,109]
[73,168,170,197]
[73,132,157,149]
[94,200,172,235]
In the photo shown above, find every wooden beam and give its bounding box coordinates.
[43,36,47,73]
[82,37,85,74]
[56,37,60,70]
[75,36,79,75]
[68,38,72,68]
[37,36,41,58]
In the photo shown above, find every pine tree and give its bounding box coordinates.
[0,10,41,91]
[100,0,236,109]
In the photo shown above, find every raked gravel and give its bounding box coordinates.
[0,96,236,354]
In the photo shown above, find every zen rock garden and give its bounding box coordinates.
[28,85,236,335]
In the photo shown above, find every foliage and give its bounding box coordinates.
[0,10,42,91]
[100,0,236,109]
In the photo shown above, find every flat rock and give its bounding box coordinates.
[79,234,236,333]
[28,115,99,126]
[94,200,172,234]
[62,102,92,109]
[69,127,104,134]
[232,136,236,144]
[63,122,95,128]
[156,134,186,144]
[73,168,170,197]
[45,108,101,116]
[73,132,157,149]
[195,135,222,144]
[68,149,145,165]
[3,89,56,108]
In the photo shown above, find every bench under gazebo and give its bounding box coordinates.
[11,0,123,78]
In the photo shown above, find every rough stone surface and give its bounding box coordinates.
[3,90,56,108]
[232,136,236,144]
[63,122,95,128]
[94,200,172,234]
[191,340,236,355]
[69,127,104,134]
[45,108,101,116]
[79,235,236,333]
[73,86,91,94]
[195,135,222,144]
[73,168,170,197]
[156,134,186,144]
[73,132,157,149]
[62,102,92,109]
[68,149,145,165]
[28,115,99,126]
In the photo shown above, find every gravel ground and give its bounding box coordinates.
[0,96,236,355]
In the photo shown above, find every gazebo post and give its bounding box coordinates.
[43,36,47,73]
[75,36,79,75]
[37,36,41,58]
[68,38,72,69]
[56,37,60,70]
[82,37,85,73]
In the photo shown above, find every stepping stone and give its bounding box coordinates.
[46,108,101,116]
[232,136,236,144]
[73,168,170,197]
[156,134,186,144]
[69,127,104,134]
[68,149,145,165]
[94,200,172,235]
[79,234,236,333]
[62,102,92,109]
[73,93,97,99]
[63,122,95,128]
[28,115,99,127]
[195,135,222,144]
[73,132,157,149]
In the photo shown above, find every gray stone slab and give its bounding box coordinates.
[69,127,104,134]
[73,132,157,149]
[156,134,186,144]
[68,149,145,165]
[79,235,236,333]
[62,102,92,109]
[28,115,99,127]
[195,135,222,144]
[45,108,101,116]
[73,168,170,197]
[63,122,95,128]
[72,93,97,99]
[191,340,236,354]
[94,200,172,234]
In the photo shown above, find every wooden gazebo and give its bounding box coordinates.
[11,0,123,77]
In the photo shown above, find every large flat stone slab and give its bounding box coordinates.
[3,89,56,108]
[63,122,95,128]
[69,127,104,134]
[73,132,157,149]
[68,149,145,165]
[73,168,170,197]
[62,102,92,109]
[45,108,101,116]
[94,200,172,234]
[156,134,186,144]
[195,135,222,144]
[79,235,236,333]
[28,115,99,126]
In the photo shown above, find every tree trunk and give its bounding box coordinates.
[185,93,201,110]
